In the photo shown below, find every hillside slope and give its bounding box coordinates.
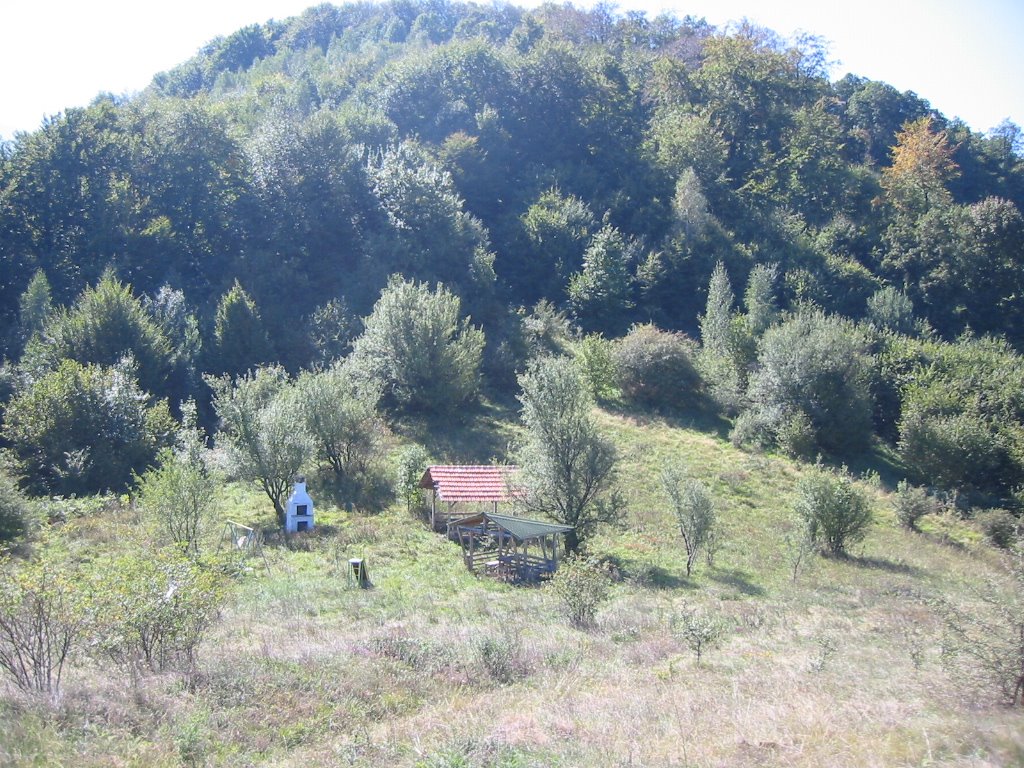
[2,408,1021,767]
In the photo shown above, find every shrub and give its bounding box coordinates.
[898,408,1012,496]
[936,540,1024,705]
[89,549,224,680]
[893,479,937,531]
[744,310,873,456]
[0,554,85,696]
[0,467,32,543]
[793,464,873,556]
[614,324,701,408]
[775,410,817,461]
[550,556,611,629]
[3,359,174,496]
[673,606,726,664]
[977,509,1020,549]
[348,276,484,416]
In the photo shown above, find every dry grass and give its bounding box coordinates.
[2,408,1022,766]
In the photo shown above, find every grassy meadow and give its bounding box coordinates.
[1,403,1022,767]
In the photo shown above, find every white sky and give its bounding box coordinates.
[1,0,1022,142]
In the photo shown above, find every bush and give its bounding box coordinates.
[614,324,702,408]
[0,468,32,543]
[793,464,873,556]
[776,410,817,461]
[550,557,611,629]
[673,606,727,664]
[348,276,484,416]
[898,408,1013,496]
[744,311,873,456]
[89,549,224,679]
[893,480,937,531]
[977,509,1020,549]
[0,554,85,695]
[3,359,174,496]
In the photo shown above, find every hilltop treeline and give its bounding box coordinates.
[1,0,1024,506]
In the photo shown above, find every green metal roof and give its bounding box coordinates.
[451,512,574,541]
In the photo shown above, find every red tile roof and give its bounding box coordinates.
[419,465,519,503]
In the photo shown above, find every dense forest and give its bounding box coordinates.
[1,0,1023,506]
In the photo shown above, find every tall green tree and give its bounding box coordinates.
[16,270,53,348]
[291,362,387,487]
[514,355,623,554]
[21,271,174,400]
[349,276,485,416]
[212,281,273,377]
[567,223,635,336]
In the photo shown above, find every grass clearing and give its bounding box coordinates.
[1,405,1022,766]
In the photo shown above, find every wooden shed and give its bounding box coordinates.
[447,512,574,583]
[419,465,519,530]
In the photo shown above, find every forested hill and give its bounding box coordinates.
[2,0,1022,350]
[2,1,1024,504]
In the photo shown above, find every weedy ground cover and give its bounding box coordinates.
[1,408,1022,766]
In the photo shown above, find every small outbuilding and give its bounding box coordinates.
[419,464,519,530]
[447,512,574,583]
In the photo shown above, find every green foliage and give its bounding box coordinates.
[673,606,726,664]
[0,553,85,695]
[515,355,623,554]
[977,509,1020,550]
[3,359,174,496]
[699,262,735,358]
[549,556,610,629]
[393,443,430,515]
[892,335,1024,498]
[304,298,359,367]
[88,548,224,678]
[21,271,174,399]
[614,324,701,409]
[367,142,497,299]
[0,466,32,543]
[134,402,213,556]
[212,281,273,378]
[893,479,937,531]
[743,263,780,337]
[575,334,619,403]
[567,223,635,336]
[292,362,388,501]
[349,276,485,416]
[518,188,596,302]
[935,541,1024,705]
[866,286,916,334]
[16,270,52,348]
[207,366,313,523]
[740,311,873,457]
[661,466,716,577]
[793,464,873,557]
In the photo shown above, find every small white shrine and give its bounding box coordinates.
[284,476,314,533]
